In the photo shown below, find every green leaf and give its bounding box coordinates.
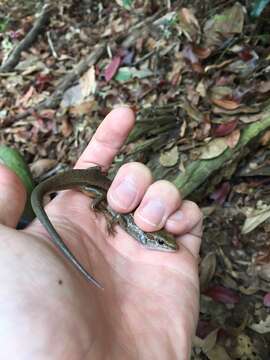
[115,0,133,10]
[115,67,153,82]
[115,67,133,82]
[251,0,270,17]
[123,0,133,8]
[0,18,9,32]
[0,146,35,220]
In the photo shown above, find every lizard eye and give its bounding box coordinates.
[158,239,164,245]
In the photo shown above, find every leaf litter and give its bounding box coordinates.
[1,1,270,358]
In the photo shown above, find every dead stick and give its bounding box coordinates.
[41,44,106,109]
[0,4,54,72]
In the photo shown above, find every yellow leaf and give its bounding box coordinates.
[199,138,228,159]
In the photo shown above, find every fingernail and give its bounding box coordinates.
[110,177,138,209]
[167,210,184,225]
[138,199,165,227]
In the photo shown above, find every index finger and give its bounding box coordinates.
[75,107,135,170]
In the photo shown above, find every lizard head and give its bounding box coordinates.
[145,230,178,252]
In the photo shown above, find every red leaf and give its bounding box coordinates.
[204,285,240,304]
[196,320,215,339]
[104,56,121,82]
[263,292,270,307]
[35,73,52,92]
[239,48,253,62]
[213,119,238,137]
[210,182,231,205]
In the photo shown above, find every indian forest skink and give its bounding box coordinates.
[31,166,178,288]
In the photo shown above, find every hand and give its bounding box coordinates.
[0,107,202,360]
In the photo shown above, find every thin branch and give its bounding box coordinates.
[41,44,106,109]
[0,4,55,72]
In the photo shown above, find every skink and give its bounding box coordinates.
[31,166,178,288]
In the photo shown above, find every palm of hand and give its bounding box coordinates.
[0,107,201,360]
[28,189,199,359]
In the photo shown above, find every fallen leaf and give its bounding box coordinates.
[193,45,212,59]
[182,44,203,73]
[80,65,96,96]
[70,99,97,116]
[104,56,121,81]
[241,205,270,234]
[257,264,270,281]
[213,119,238,137]
[225,129,241,148]
[260,130,270,146]
[210,182,231,204]
[200,252,217,291]
[251,0,270,17]
[115,0,133,10]
[199,138,228,159]
[249,315,270,334]
[61,84,82,107]
[18,86,36,107]
[196,80,207,98]
[203,3,245,47]
[233,334,259,358]
[178,8,200,42]
[206,344,231,360]
[159,146,179,167]
[204,285,240,304]
[198,328,219,354]
[115,67,153,82]
[212,98,241,110]
[35,73,52,92]
[239,113,262,123]
[60,117,73,138]
[258,80,270,93]
[263,293,270,307]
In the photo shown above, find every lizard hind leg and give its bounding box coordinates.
[106,212,122,236]
[80,186,105,215]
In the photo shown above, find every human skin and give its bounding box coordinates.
[0,107,202,360]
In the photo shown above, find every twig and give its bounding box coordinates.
[46,31,58,58]
[0,4,55,72]
[41,44,106,109]
[1,8,171,127]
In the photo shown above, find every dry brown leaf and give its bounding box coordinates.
[70,99,97,116]
[178,8,200,42]
[225,129,241,148]
[203,3,245,47]
[212,97,241,110]
[200,252,217,291]
[60,117,73,138]
[80,65,96,97]
[260,130,270,146]
[18,86,36,107]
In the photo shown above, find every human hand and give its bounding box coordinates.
[0,107,202,360]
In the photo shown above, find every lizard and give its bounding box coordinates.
[31,166,178,289]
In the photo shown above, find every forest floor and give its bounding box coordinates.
[1,1,270,358]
